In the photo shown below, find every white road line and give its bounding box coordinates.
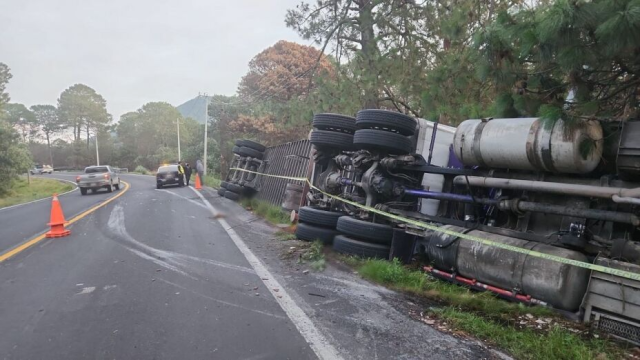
[0,178,78,212]
[190,187,342,360]
[154,189,208,209]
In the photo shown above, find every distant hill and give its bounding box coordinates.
[176,96,211,124]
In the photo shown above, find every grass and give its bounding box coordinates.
[274,230,297,241]
[345,257,627,360]
[238,198,324,270]
[433,308,624,360]
[240,198,291,224]
[203,174,221,189]
[299,240,326,271]
[0,177,74,209]
[355,258,551,317]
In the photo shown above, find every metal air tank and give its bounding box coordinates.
[453,118,603,174]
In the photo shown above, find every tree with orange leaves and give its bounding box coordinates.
[238,40,334,103]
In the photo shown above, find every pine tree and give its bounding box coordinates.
[476,0,640,124]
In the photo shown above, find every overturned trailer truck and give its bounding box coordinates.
[301,111,640,342]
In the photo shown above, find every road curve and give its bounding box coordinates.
[0,173,316,359]
[0,172,129,254]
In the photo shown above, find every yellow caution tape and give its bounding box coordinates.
[230,167,640,282]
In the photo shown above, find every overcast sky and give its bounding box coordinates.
[0,0,308,120]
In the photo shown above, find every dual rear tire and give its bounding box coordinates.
[295,207,343,244]
[332,216,394,259]
[222,139,267,202]
[352,110,417,155]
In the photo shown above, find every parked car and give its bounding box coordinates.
[30,165,53,175]
[156,165,184,189]
[75,165,121,195]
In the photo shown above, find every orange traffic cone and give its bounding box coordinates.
[45,193,70,238]
[195,174,202,190]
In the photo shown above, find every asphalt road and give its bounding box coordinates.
[0,172,106,252]
[0,173,316,359]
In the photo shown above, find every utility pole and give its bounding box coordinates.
[95,127,100,166]
[176,118,181,162]
[203,94,209,176]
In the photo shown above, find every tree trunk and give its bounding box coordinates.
[359,1,381,109]
[46,133,53,167]
[86,124,90,150]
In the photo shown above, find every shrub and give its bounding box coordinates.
[134,165,149,175]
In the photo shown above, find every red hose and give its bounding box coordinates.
[423,266,547,306]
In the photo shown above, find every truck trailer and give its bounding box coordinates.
[298,111,640,344]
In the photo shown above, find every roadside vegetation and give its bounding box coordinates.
[298,240,326,271]
[274,230,297,241]
[435,309,622,360]
[343,257,629,360]
[133,165,150,175]
[203,174,221,189]
[238,199,326,271]
[240,198,291,224]
[0,177,74,209]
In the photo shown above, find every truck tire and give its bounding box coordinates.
[217,188,226,197]
[80,188,87,195]
[356,109,417,136]
[235,139,266,152]
[224,191,240,201]
[298,207,343,228]
[310,129,354,151]
[221,181,229,189]
[353,129,412,155]
[106,183,113,193]
[336,216,394,244]
[333,235,391,259]
[233,146,264,159]
[312,113,357,134]
[226,183,244,194]
[295,222,338,244]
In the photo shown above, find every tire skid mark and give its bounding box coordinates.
[106,204,254,278]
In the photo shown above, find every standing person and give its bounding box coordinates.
[177,161,185,186]
[184,162,192,186]
[196,159,204,186]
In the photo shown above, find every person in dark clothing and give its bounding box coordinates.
[196,159,204,185]
[184,162,192,186]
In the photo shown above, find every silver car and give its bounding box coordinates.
[76,165,121,195]
[30,165,53,175]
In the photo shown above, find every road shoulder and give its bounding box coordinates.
[0,176,76,210]
[199,187,503,359]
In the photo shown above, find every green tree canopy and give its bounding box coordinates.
[0,62,11,108]
[31,104,63,166]
[3,103,37,141]
[57,84,110,142]
[116,102,199,170]
[286,0,432,110]
[0,64,32,194]
[476,0,640,123]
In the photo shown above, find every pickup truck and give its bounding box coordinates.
[76,165,121,195]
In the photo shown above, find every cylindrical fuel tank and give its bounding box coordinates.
[281,183,303,211]
[453,118,603,174]
[426,225,590,311]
